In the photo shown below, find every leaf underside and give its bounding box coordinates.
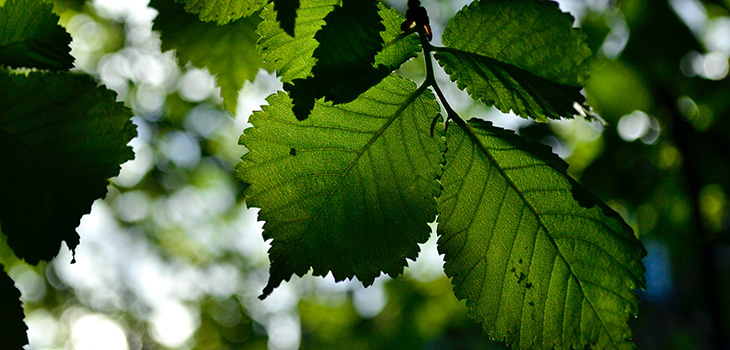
[174,0,266,24]
[436,0,591,121]
[152,0,267,113]
[438,119,645,349]
[237,75,444,298]
[0,72,135,264]
[0,0,73,70]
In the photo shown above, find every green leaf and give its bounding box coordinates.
[273,0,420,119]
[257,1,417,84]
[151,0,268,113]
[257,0,341,83]
[0,71,135,264]
[173,0,266,24]
[237,75,444,298]
[434,0,591,121]
[274,0,300,36]
[0,0,73,70]
[286,0,386,120]
[437,119,645,349]
[0,265,27,349]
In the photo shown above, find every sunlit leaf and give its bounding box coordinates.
[437,119,645,349]
[0,265,27,349]
[0,0,73,70]
[258,0,417,84]
[257,0,340,83]
[152,0,268,113]
[435,0,591,121]
[0,72,135,264]
[174,0,266,24]
[237,75,444,298]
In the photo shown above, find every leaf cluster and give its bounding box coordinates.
[0,0,650,349]
[0,0,136,347]
[225,0,647,349]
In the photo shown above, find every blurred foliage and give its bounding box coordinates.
[0,0,729,349]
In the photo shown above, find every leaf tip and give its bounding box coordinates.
[259,278,281,300]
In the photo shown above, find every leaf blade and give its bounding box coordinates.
[274,0,300,36]
[0,0,73,70]
[152,0,268,112]
[286,0,387,120]
[258,0,418,84]
[237,75,444,297]
[438,119,645,349]
[0,265,27,349]
[0,71,135,264]
[174,0,266,24]
[435,0,591,121]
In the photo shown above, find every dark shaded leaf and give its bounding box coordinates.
[257,0,418,84]
[0,71,135,264]
[274,0,300,36]
[286,0,386,120]
[0,0,73,70]
[285,0,420,120]
[0,265,27,349]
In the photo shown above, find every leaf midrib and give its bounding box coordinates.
[275,83,429,270]
[462,122,622,349]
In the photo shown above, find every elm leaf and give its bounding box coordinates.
[173,0,266,24]
[0,71,135,264]
[0,0,73,70]
[0,265,27,349]
[437,119,646,349]
[151,0,268,113]
[435,0,592,121]
[237,75,444,298]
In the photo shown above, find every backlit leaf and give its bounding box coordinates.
[435,0,591,121]
[257,0,339,83]
[237,75,444,298]
[0,71,135,264]
[174,0,266,24]
[437,119,645,349]
[152,0,268,113]
[257,1,417,84]
[0,0,73,70]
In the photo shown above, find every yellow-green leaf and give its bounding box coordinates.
[438,119,645,349]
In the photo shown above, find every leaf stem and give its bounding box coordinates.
[417,29,471,137]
